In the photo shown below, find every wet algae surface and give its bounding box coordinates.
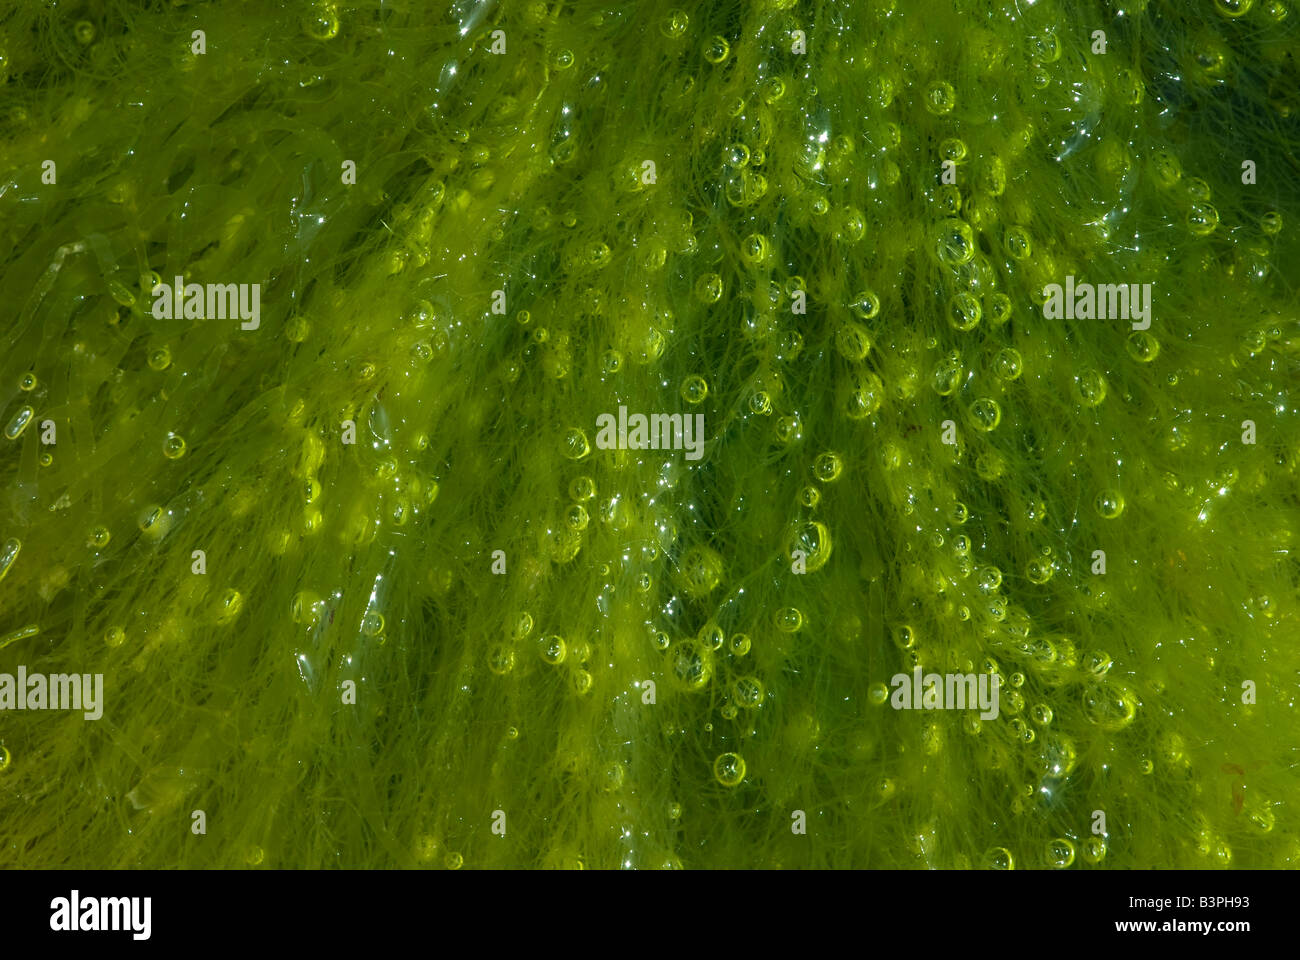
[0,0,1298,869]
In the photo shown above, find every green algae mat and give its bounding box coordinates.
[0,0,1298,871]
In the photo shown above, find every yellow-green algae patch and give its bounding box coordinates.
[0,0,1298,868]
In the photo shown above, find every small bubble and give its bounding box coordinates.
[561,428,590,460]
[749,391,772,415]
[924,80,956,115]
[1082,837,1106,864]
[835,322,873,361]
[968,397,1001,432]
[933,219,975,265]
[87,525,111,549]
[660,8,689,37]
[799,485,821,508]
[1215,0,1253,15]
[851,289,881,320]
[931,354,963,395]
[939,138,967,162]
[216,589,244,624]
[1187,202,1219,236]
[987,292,1012,326]
[993,348,1022,380]
[670,640,711,689]
[1260,210,1283,235]
[487,645,515,675]
[1094,490,1125,519]
[774,415,803,444]
[1126,330,1160,363]
[18,373,37,392]
[698,622,725,651]
[729,633,751,656]
[813,451,843,482]
[302,1,340,40]
[540,635,566,665]
[681,375,709,404]
[4,406,34,440]
[1045,838,1075,868]
[104,626,126,648]
[982,847,1014,870]
[569,476,596,502]
[1072,369,1107,407]
[712,752,746,787]
[775,607,803,632]
[975,565,1002,592]
[162,433,187,459]
[703,35,730,63]
[74,21,96,45]
[1003,225,1032,260]
[741,233,768,265]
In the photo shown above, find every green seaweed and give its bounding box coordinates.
[0,0,1298,869]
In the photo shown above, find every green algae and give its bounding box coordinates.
[0,0,1298,869]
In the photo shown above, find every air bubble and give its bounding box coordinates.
[1045,838,1075,868]
[982,847,1014,870]
[968,398,1001,432]
[775,607,803,632]
[163,433,187,459]
[1072,369,1107,407]
[924,80,956,115]
[1094,491,1125,519]
[4,406,34,440]
[949,293,981,331]
[712,752,746,787]
[813,451,843,482]
[540,635,566,665]
[561,428,590,460]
